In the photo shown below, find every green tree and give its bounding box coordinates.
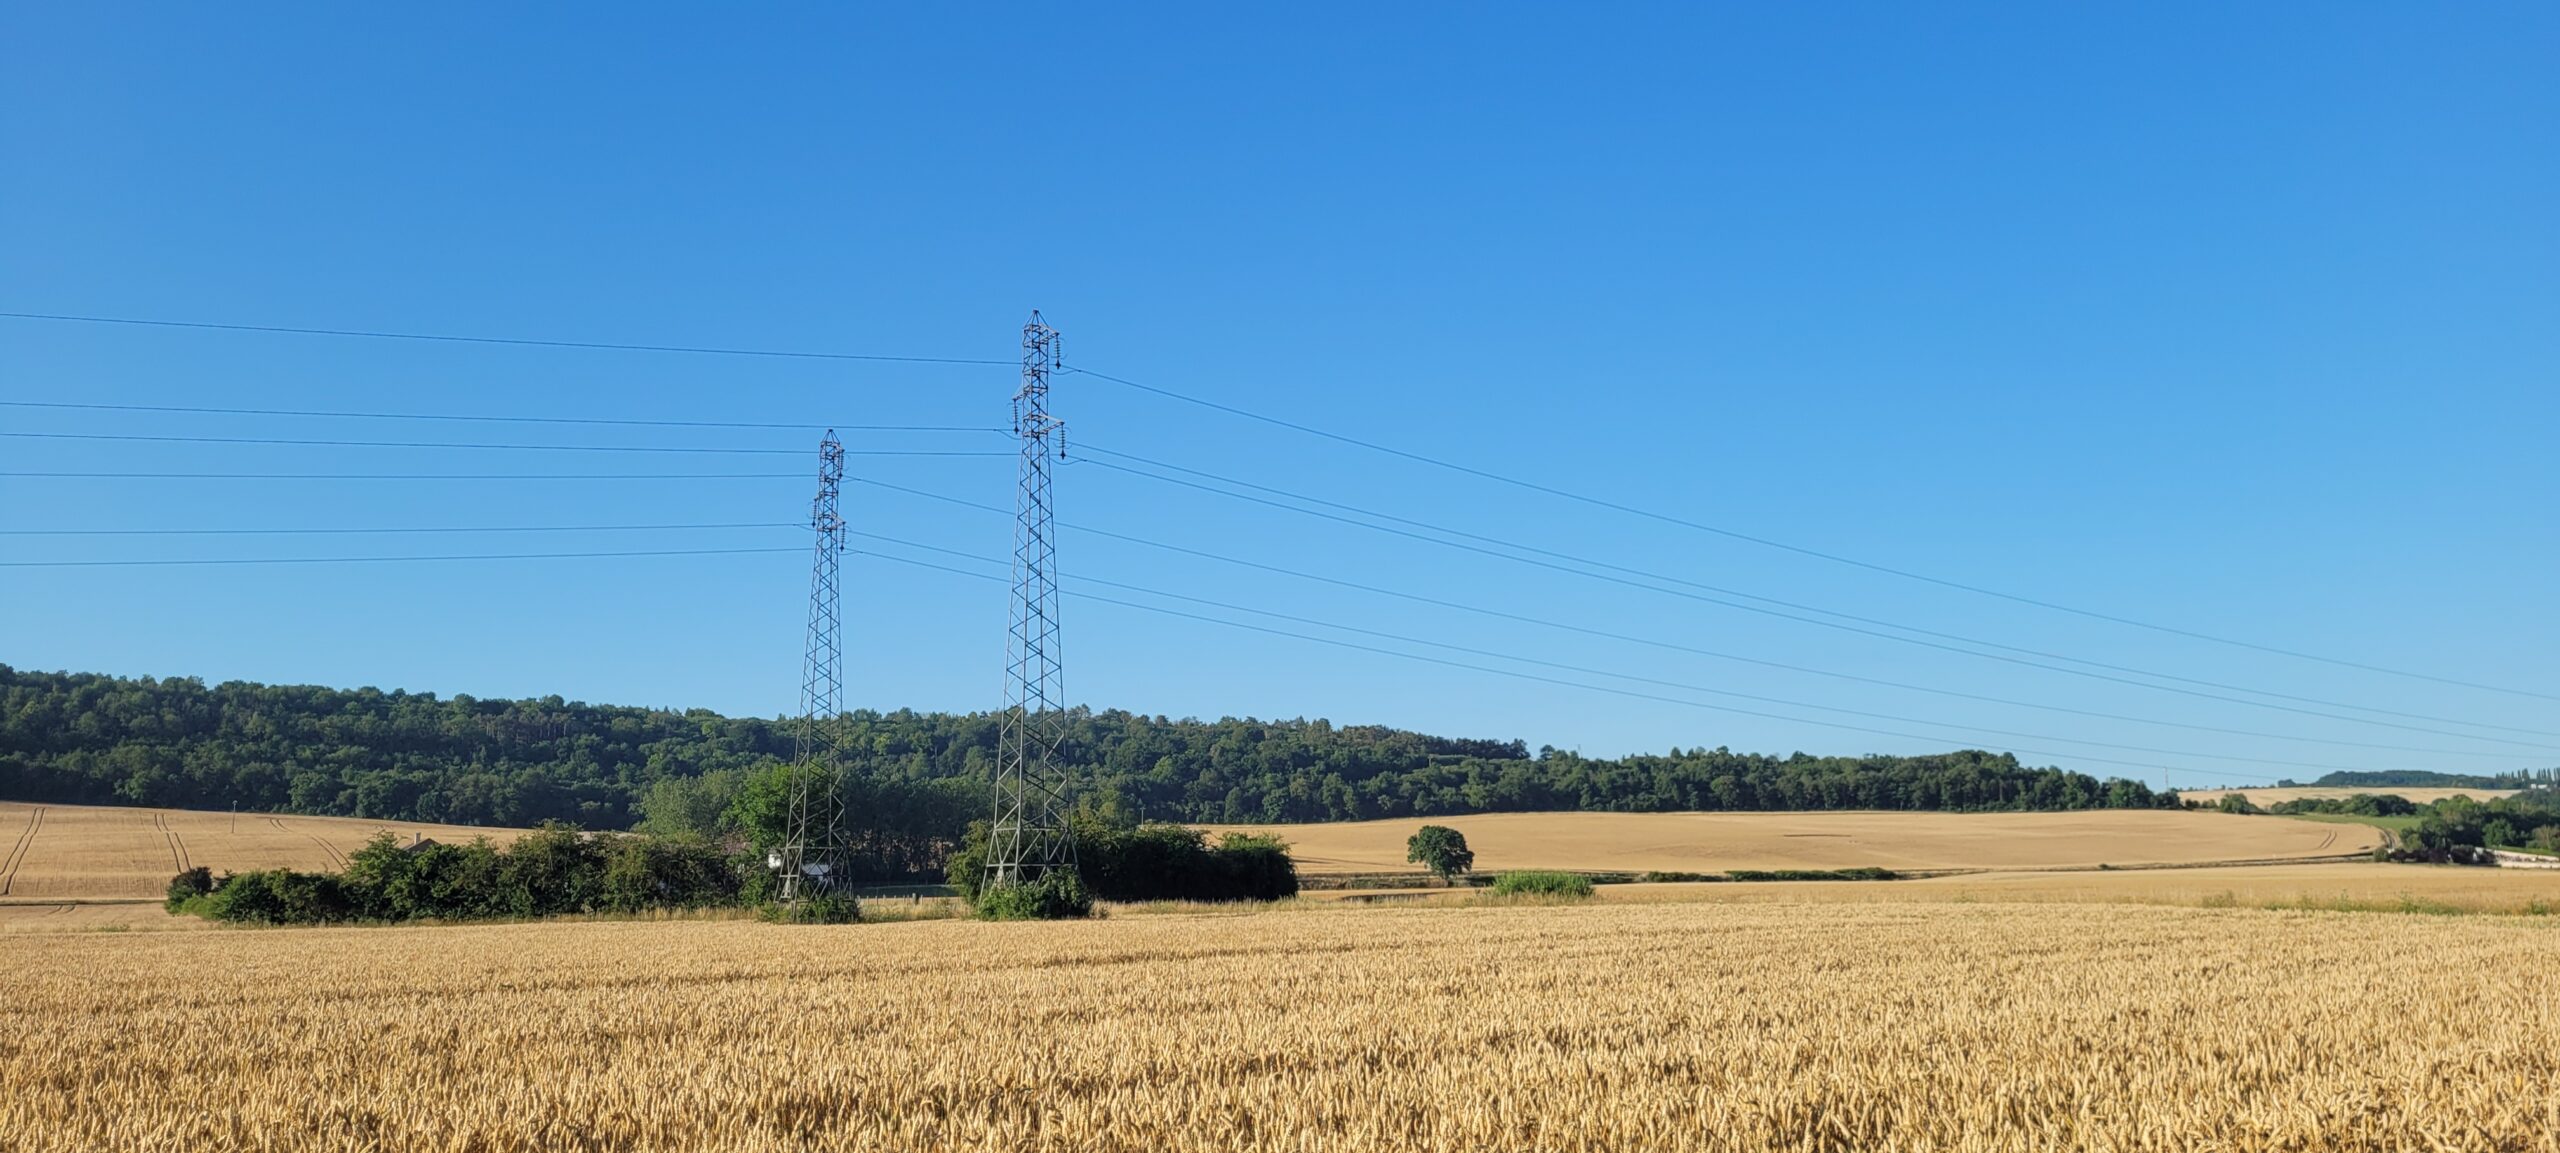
[1407,824,1474,881]
[635,769,744,840]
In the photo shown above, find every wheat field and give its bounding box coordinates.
[1301,861,2560,915]
[6,900,2556,1151]
[0,800,525,899]
[1203,808,2381,874]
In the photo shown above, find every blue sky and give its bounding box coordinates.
[3,3,2553,788]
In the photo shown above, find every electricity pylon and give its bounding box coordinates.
[778,431,847,900]
[986,312,1075,889]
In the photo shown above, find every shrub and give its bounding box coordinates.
[948,818,1298,904]
[496,822,607,917]
[598,835,743,913]
[1487,871,1595,898]
[203,869,354,924]
[1728,868,1900,882]
[165,866,214,912]
[761,891,862,924]
[1209,832,1299,901]
[974,871,1093,920]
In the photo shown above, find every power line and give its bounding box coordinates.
[852,543,2298,784]
[1077,448,2560,748]
[8,303,2529,700]
[0,546,801,568]
[0,431,1012,456]
[2,469,909,480]
[846,529,2428,776]
[1067,363,2559,705]
[0,399,1001,433]
[836,471,2535,760]
[0,310,1013,365]
[0,522,797,536]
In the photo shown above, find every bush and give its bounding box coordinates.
[1083,823,1300,902]
[599,835,744,913]
[175,826,757,926]
[974,871,1093,920]
[1209,832,1299,901]
[165,866,214,912]
[1728,868,1900,882]
[202,869,354,924]
[761,891,862,924]
[1487,870,1595,898]
[948,818,1298,904]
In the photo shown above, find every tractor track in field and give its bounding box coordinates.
[0,807,45,897]
[272,816,346,869]
[152,812,192,874]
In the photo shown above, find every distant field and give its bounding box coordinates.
[1307,862,2558,915]
[2177,786,2519,806]
[0,801,526,900]
[1201,810,2382,875]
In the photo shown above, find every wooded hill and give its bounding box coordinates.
[1,665,2178,829]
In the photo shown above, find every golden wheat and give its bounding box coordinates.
[4,901,2555,1151]
[0,800,526,899]
[1203,808,2383,874]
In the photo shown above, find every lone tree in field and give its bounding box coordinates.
[1406,825,1474,882]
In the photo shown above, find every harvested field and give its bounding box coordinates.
[2177,786,2519,806]
[0,801,524,899]
[1202,809,2380,875]
[1311,861,2560,915]
[5,902,2557,1151]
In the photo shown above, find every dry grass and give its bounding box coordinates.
[2177,786,2520,806]
[1201,809,2380,874]
[0,800,525,899]
[4,900,2556,1151]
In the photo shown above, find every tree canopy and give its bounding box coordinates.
[3,665,2181,837]
[1407,825,1475,880]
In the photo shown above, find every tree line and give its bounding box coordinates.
[2305,769,2554,790]
[168,799,1301,925]
[2217,789,2560,859]
[5,666,2180,845]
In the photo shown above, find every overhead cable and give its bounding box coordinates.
[1077,449,2560,747]
[0,399,1000,433]
[1067,363,2558,705]
[0,310,1011,365]
[835,471,2537,760]
[853,543,2296,784]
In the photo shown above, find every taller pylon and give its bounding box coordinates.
[987,312,1074,888]
[779,430,848,900]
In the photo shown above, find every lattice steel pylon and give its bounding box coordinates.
[779,430,848,901]
[987,312,1075,889]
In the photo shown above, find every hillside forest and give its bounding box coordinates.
[2,665,2200,823]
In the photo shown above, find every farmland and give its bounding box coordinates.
[0,803,2387,907]
[1203,809,2381,875]
[0,800,523,900]
[5,900,2558,1151]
